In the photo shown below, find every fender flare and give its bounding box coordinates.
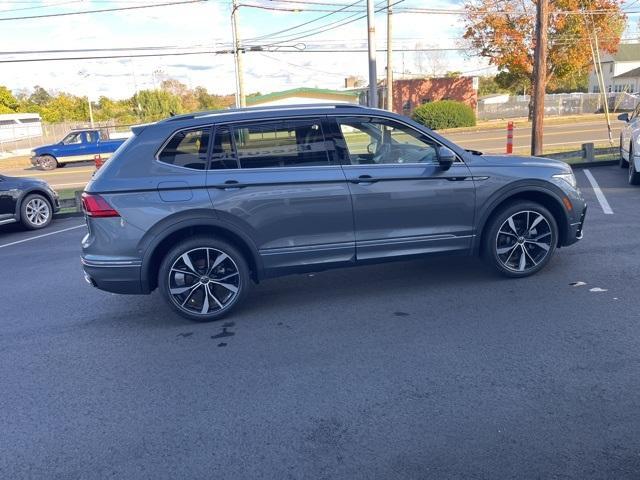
[472,180,570,252]
[138,210,263,292]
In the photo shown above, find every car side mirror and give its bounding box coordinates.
[618,112,629,122]
[437,146,456,170]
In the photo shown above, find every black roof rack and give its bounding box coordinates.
[163,103,367,123]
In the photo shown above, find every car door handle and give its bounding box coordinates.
[221,180,245,190]
[350,175,378,184]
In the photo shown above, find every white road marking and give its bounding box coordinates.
[0,224,85,249]
[583,169,614,215]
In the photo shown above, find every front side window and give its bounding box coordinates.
[62,132,83,145]
[337,117,439,165]
[232,119,329,169]
[158,128,210,170]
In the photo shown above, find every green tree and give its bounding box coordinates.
[0,86,19,113]
[133,89,183,122]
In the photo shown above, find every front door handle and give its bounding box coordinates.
[350,175,378,184]
[220,180,245,190]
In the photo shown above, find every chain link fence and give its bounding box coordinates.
[477,92,640,121]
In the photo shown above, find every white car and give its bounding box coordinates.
[619,104,640,185]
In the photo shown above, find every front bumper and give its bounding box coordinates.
[81,258,144,294]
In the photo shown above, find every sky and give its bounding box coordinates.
[0,0,637,100]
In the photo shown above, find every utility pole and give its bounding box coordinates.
[366,0,378,108]
[385,0,393,112]
[530,0,548,156]
[78,70,94,128]
[231,0,246,108]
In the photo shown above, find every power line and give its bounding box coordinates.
[0,0,207,21]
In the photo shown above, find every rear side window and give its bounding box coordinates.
[210,127,238,170]
[158,128,210,170]
[232,119,329,169]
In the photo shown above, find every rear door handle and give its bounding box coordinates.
[350,175,378,184]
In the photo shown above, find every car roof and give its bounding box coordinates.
[154,103,390,129]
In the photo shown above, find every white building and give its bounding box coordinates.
[588,43,640,94]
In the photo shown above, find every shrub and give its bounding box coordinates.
[412,100,476,130]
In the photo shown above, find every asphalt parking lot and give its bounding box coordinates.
[1,165,640,479]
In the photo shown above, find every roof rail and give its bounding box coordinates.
[163,103,368,123]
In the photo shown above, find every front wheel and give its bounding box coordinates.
[629,145,640,185]
[38,155,58,171]
[483,201,558,278]
[158,236,250,322]
[20,194,52,230]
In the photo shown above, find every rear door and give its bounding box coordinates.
[330,115,476,260]
[206,117,355,273]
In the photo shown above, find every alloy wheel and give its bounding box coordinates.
[495,210,553,273]
[167,247,241,316]
[25,198,50,226]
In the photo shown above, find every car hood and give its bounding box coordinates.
[470,154,571,172]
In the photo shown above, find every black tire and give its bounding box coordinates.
[158,236,250,322]
[482,201,558,278]
[620,136,628,168]
[20,193,52,230]
[629,144,640,185]
[39,155,58,171]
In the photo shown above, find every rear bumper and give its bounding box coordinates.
[81,258,144,294]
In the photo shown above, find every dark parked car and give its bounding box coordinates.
[0,174,59,229]
[81,104,587,322]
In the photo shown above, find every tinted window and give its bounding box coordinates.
[158,128,210,170]
[233,119,329,169]
[337,117,439,165]
[209,127,238,170]
[0,120,17,126]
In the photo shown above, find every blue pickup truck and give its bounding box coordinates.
[31,129,128,170]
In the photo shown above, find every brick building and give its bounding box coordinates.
[391,77,477,116]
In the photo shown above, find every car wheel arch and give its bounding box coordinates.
[475,184,569,253]
[139,215,263,293]
[16,188,55,221]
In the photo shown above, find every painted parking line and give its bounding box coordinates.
[0,224,85,249]
[583,169,614,215]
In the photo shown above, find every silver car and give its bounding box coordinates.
[618,105,640,185]
[81,104,587,322]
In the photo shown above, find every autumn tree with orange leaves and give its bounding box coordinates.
[463,0,626,97]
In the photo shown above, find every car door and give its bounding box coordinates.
[205,118,355,273]
[0,175,19,222]
[622,104,640,160]
[330,115,475,260]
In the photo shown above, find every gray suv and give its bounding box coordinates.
[81,104,586,321]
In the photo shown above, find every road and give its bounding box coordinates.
[1,166,639,479]
[0,118,623,190]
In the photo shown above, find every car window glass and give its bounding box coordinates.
[337,117,438,165]
[210,127,238,170]
[233,119,329,169]
[158,128,210,170]
[62,133,83,145]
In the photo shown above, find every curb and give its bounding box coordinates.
[54,211,84,219]
[569,160,618,169]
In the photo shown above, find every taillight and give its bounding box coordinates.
[81,192,120,218]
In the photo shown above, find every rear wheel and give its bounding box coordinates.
[158,236,250,322]
[629,144,640,185]
[483,201,558,278]
[20,194,52,230]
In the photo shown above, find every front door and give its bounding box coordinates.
[0,176,19,222]
[330,115,476,260]
[206,118,355,273]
